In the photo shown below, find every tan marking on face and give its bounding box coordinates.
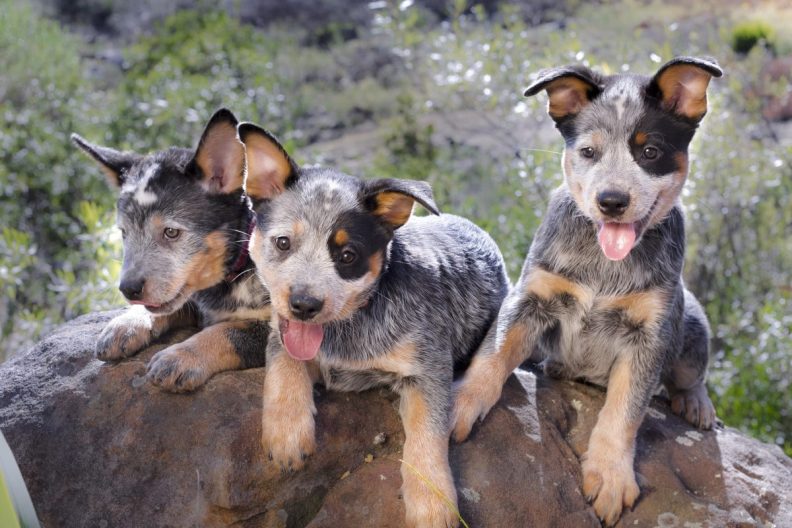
[634,132,648,145]
[182,231,228,291]
[333,228,348,246]
[261,349,317,470]
[374,192,414,228]
[546,77,592,118]
[292,221,306,238]
[149,213,165,231]
[195,121,245,193]
[368,252,383,277]
[399,384,458,527]
[525,268,591,303]
[600,290,667,326]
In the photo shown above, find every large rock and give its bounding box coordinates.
[0,312,790,527]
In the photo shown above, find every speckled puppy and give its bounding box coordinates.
[452,57,722,525]
[238,122,508,528]
[72,109,270,392]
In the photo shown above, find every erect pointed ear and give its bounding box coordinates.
[648,56,723,121]
[524,66,601,122]
[188,108,246,194]
[237,122,297,200]
[361,178,440,230]
[71,134,141,188]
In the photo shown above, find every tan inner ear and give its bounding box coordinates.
[374,192,415,228]
[244,134,292,200]
[195,121,245,193]
[546,77,592,118]
[656,65,713,120]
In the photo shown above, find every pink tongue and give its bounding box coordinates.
[282,320,324,361]
[598,223,637,261]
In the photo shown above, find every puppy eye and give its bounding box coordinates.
[580,146,596,159]
[642,146,659,160]
[340,248,357,264]
[163,227,180,240]
[275,236,291,251]
[119,228,127,239]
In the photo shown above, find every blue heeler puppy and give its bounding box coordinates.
[452,57,722,525]
[72,109,270,392]
[238,122,509,528]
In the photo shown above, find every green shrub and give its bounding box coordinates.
[731,20,776,54]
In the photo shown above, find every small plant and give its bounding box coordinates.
[730,20,776,54]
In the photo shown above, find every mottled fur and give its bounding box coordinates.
[452,57,722,525]
[239,122,508,528]
[72,109,270,392]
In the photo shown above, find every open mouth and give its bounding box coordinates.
[596,199,658,261]
[129,285,189,314]
[278,317,324,361]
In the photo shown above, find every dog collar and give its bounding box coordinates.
[226,212,257,283]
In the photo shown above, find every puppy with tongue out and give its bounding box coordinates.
[451,57,722,526]
[238,122,508,528]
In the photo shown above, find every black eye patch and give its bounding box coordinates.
[630,108,696,176]
[328,211,391,280]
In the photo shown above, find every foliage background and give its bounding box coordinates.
[0,0,790,455]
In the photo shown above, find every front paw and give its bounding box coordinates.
[147,346,210,393]
[96,312,152,361]
[670,383,716,430]
[581,449,640,526]
[451,376,501,443]
[262,405,316,472]
[402,467,459,528]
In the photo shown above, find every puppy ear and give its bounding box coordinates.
[362,178,440,230]
[71,134,141,187]
[649,56,723,121]
[237,122,297,200]
[524,66,601,121]
[190,108,246,194]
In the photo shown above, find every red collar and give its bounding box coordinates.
[226,213,257,283]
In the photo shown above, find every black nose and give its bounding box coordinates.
[289,293,324,320]
[597,190,631,217]
[119,278,145,301]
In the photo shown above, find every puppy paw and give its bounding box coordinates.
[147,346,210,392]
[451,377,501,443]
[402,468,459,528]
[581,450,640,526]
[96,312,153,361]
[262,405,316,472]
[670,383,716,430]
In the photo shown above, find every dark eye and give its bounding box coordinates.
[119,228,127,239]
[164,227,180,240]
[275,236,291,251]
[340,248,357,264]
[580,146,595,159]
[642,146,659,160]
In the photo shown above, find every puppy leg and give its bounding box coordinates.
[582,358,654,526]
[665,290,716,429]
[400,380,459,528]
[453,269,584,441]
[96,304,196,361]
[147,319,269,392]
[261,332,317,472]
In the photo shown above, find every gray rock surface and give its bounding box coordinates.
[1,312,790,527]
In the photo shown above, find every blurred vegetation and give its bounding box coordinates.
[0,0,789,455]
[730,20,776,54]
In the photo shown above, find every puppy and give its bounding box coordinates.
[238,122,509,527]
[452,57,722,525]
[72,109,270,392]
